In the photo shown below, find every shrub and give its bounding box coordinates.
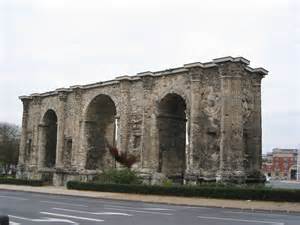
[162,179,173,187]
[67,181,300,202]
[94,169,141,185]
[0,177,44,186]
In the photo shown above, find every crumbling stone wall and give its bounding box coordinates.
[17,56,268,185]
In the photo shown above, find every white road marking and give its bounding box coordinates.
[33,218,78,224]
[9,215,77,224]
[143,208,175,211]
[197,216,285,225]
[105,204,174,211]
[40,200,88,207]
[53,207,132,216]
[40,212,104,222]
[0,195,27,201]
[9,222,21,225]
[180,206,211,210]
[104,207,173,215]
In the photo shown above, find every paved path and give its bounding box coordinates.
[267,181,300,190]
[1,189,300,225]
[0,184,300,214]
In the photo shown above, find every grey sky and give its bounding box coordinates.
[0,0,299,153]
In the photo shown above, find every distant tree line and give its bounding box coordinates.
[0,122,20,176]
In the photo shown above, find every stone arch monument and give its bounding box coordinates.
[17,56,268,185]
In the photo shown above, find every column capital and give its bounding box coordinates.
[58,91,68,102]
[31,94,42,105]
[217,61,245,78]
[141,75,154,90]
[189,67,204,82]
[220,75,242,79]
[20,98,31,113]
[74,87,83,100]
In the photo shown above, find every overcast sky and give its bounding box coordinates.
[0,0,299,153]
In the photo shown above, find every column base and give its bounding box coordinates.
[245,170,266,183]
[216,170,246,184]
[16,163,26,179]
[17,164,40,180]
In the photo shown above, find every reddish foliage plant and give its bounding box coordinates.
[108,145,137,169]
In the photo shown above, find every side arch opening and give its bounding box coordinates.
[42,109,58,168]
[85,94,117,170]
[157,93,187,180]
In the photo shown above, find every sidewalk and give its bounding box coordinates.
[1,184,300,213]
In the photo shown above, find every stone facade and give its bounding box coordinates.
[17,56,268,185]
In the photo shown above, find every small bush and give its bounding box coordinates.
[162,179,173,187]
[94,169,141,185]
[0,177,44,186]
[67,181,300,202]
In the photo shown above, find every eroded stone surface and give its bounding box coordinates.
[17,56,268,185]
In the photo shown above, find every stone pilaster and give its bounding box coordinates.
[252,77,263,172]
[72,87,83,169]
[77,120,89,170]
[185,67,203,180]
[53,90,68,186]
[118,78,131,153]
[37,123,47,169]
[55,90,68,168]
[17,96,31,178]
[140,74,155,171]
[218,62,245,182]
[245,76,264,181]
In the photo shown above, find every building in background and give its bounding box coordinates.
[262,148,298,180]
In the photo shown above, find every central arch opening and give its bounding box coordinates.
[43,110,57,168]
[85,94,117,170]
[157,93,187,179]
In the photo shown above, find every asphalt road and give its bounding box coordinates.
[0,190,299,225]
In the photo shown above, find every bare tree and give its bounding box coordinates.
[0,122,20,176]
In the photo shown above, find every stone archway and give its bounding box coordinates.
[42,109,58,168]
[157,93,187,179]
[85,94,117,170]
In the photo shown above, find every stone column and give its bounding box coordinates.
[37,123,47,169]
[218,62,245,182]
[55,90,68,169]
[139,74,155,172]
[185,67,203,182]
[17,96,31,178]
[53,90,68,186]
[30,95,42,171]
[71,87,83,169]
[118,78,131,153]
[77,120,89,170]
[252,77,263,172]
